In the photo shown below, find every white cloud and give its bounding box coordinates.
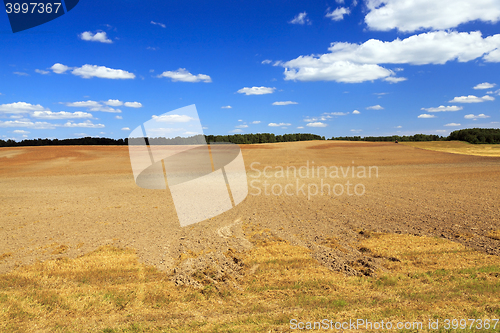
[421,105,463,112]
[51,63,71,74]
[273,61,283,67]
[0,120,56,129]
[350,129,363,133]
[62,120,105,128]
[152,114,194,123]
[251,121,261,124]
[13,72,29,76]
[418,114,436,118]
[289,12,311,25]
[449,95,495,103]
[384,76,407,83]
[151,21,166,28]
[474,82,496,90]
[297,126,304,129]
[238,119,243,122]
[0,102,49,114]
[230,129,244,133]
[35,69,49,75]
[79,31,113,43]
[115,115,122,119]
[122,127,131,131]
[306,122,328,127]
[32,111,93,119]
[124,101,142,108]
[365,0,500,32]
[221,105,232,109]
[13,130,29,134]
[367,105,384,110]
[90,106,120,113]
[445,123,461,126]
[282,31,500,83]
[328,112,349,116]
[104,99,123,106]
[464,114,490,119]
[237,86,275,95]
[236,125,248,128]
[71,64,135,79]
[268,122,291,127]
[326,7,350,21]
[261,59,272,64]
[65,100,100,108]
[352,110,360,114]
[272,101,298,105]
[395,125,402,128]
[157,68,212,83]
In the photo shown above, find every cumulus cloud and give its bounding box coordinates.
[384,76,407,83]
[251,121,261,124]
[35,69,49,75]
[421,105,463,112]
[151,21,166,28]
[65,100,101,108]
[124,101,142,108]
[122,127,131,131]
[221,105,232,109]
[306,122,328,127]
[152,114,194,123]
[366,105,384,110]
[62,120,105,128]
[418,114,436,118]
[364,0,500,32]
[326,7,350,21]
[71,64,135,79]
[449,95,495,103]
[13,130,29,134]
[0,120,56,129]
[32,111,93,119]
[79,31,113,43]
[104,99,123,106]
[297,126,304,129]
[474,82,496,89]
[237,86,276,95]
[51,63,71,74]
[0,102,49,114]
[352,110,360,114]
[289,12,311,25]
[464,114,490,119]
[157,68,212,83]
[115,115,122,119]
[272,101,298,105]
[445,123,461,126]
[282,31,500,83]
[268,122,291,127]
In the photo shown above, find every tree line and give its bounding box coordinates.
[0,128,499,147]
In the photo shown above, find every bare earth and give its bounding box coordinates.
[1,141,499,281]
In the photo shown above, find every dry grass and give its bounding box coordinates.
[402,141,500,157]
[1,227,499,332]
[487,230,500,241]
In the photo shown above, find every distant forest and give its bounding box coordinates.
[0,128,499,147]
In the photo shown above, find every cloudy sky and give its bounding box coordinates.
[1,0,500,140]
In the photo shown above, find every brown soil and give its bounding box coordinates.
[1,141,499,283]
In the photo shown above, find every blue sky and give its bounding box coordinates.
[1,0,500,140]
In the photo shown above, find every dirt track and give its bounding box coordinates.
[1,141,499,279]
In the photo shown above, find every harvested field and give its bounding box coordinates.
[1,141,499,331]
